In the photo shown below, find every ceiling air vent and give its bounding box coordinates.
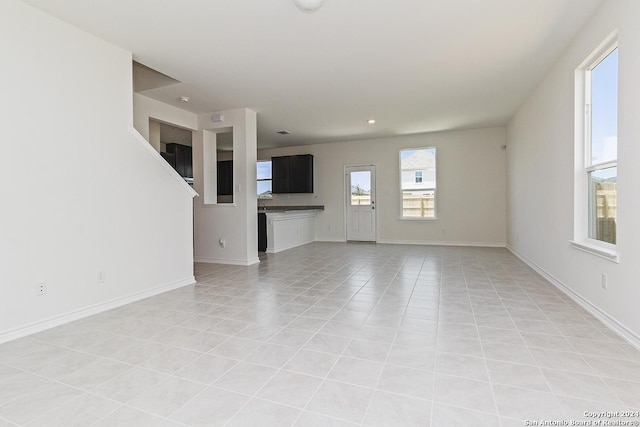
[277,130,291,135]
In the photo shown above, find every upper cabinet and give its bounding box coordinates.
[164,143,193,178]
[271,156,291,193]
[272,154,314,194]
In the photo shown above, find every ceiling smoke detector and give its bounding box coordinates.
[179,96,190,103]
[293,0,325,13]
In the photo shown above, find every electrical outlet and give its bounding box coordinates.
[35,283,47,296]
[601,273,607,290]
[97,270,106,284]
[219,238,226,248]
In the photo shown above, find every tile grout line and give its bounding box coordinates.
[357,255,425,426]
[487,257,568,424]
[475,255,518,426]
[4,244,640,425]
[216,256,392,426]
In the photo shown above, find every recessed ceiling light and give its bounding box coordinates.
[277,130,291,135]
[293,0,325,13]
[367,119,376,124]
[179,96,190,103]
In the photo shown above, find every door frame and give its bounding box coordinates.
[344,164,377,242]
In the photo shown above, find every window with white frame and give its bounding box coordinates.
[578,37,618,249]
[257,160,272,199]
[586,45,618,245]
[400,148,436,219]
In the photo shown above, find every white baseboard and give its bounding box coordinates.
[0,276,196,345]
[313,238,505,247]
[194,257,260,266]
[266,239,315,254]
[377,239,506,248]
[507,245,640,351]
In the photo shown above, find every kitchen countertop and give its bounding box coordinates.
[257,205,324,212]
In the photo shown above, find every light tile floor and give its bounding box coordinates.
[1,243,640,426]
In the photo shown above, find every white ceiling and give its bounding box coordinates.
[23,0,603,149]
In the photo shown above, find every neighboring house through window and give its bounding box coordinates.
[400,148,436,219]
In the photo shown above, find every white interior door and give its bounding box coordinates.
[346,166,376,242]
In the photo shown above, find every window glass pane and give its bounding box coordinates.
[402,190,435,218]
[257,160,272,180]
[258,180,272,198]
[589,167,616,244]
[350,171,371,206]
[257,160,272,199]
[401,148,436,190]
[590,48,618,165]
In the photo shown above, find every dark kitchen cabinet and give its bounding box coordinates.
[271,156,291,193]
[258,213,267,252]
[217,160,233,196]
[289,155,314,193]
[272,154,313,194]
[165,143,192,178]
[160,152,176,169]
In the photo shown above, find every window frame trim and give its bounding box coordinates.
[572,32,619,260]
[399,147,438,221]
[257,159,273,199]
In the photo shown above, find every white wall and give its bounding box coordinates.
[193,109,259,265]
[133,93,198,152]
[259,127,507,246]
[149,119,162,152]
[0,0,196,342]
[507,0,640,342]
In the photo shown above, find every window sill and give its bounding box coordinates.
[399,217,438,222]
[569,240,619,263]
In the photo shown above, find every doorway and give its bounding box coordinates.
[345,165,377,242]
